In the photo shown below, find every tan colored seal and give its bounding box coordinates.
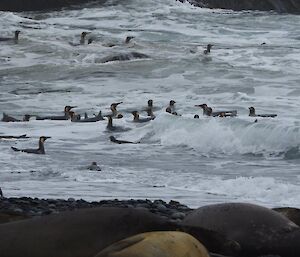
[94,231,210,257]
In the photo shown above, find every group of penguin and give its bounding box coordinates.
[0,30,278,155]
[1,99,277,157]
[1,29,215,57]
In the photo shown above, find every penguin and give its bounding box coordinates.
[11,136,51,154]
[248,107,277,118]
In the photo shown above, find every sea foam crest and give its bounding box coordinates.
[151,113,300,155]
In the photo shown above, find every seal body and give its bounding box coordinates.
[94,231,210,257]
[182,203,300,257]
[0,207,176,257]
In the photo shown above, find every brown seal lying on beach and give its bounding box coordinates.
[0,206,239,257]
[94,231,210,257]
[0,207,176,257]
[182,203,300,257]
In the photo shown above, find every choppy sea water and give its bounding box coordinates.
[0,0,299,208]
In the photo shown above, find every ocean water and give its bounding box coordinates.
[0,0,299,208]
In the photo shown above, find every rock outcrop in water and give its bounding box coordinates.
[180,0,300,14]
[0,0,106,12]
[1,0,299,13]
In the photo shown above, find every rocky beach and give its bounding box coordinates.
[0,196,191,223]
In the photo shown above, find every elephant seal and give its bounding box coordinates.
[94,231,210,257]
[182,203,300,257]
[0,212,29,224]
[0,207,177,257]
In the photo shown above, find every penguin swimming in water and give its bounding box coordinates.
[69,32,90,46]
[106,116,130,132]
[2,113,31,122]
[195,104,237,117]
[80,32,90,45]
[248,107,277,118]
[203,44,213,55]
[0,134,29,139]
[166,107,180,116]
[11,136,51,154]
[109,136,139,144]
[0,30,20,44]
[110,102,123,118]
[86,162,101,171]
[125,36,134,44]
[36,106,76,120]
[71,110,104,123]
[166,100,176,113]
[146,99,155,117]
[195,104,210,116]
[131,111,154,123]
[69,111,81,121]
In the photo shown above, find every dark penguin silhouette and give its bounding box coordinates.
[195,104,211,116]
[106,116,115,131]
[11,136,51,154]
[195,104,237,117]
[166,107,180,116]
[71,110,104,122]
[146,99,155,117]
[132,111,154,123]
[0,30,20,44]
[109,136,139,144]
[166,100,176,113]
[204,44,213,55]
[0,134,29,139]
[2,113,31,122]
[0,187,3,198]
[80,32,90,45]
[106,116,129,132]
[125,36,134,44]
[69,32,90,46]
[36,106,76,120]
[87,162,101,171]
[194,115,200,119]
[249,107,277,118]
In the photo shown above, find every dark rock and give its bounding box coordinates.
[0,0,107,12]
[180,0,300,14]
[156,204,167,212]
[101,52,150,63]
[171,212,186,220]
[0,197,192,225]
